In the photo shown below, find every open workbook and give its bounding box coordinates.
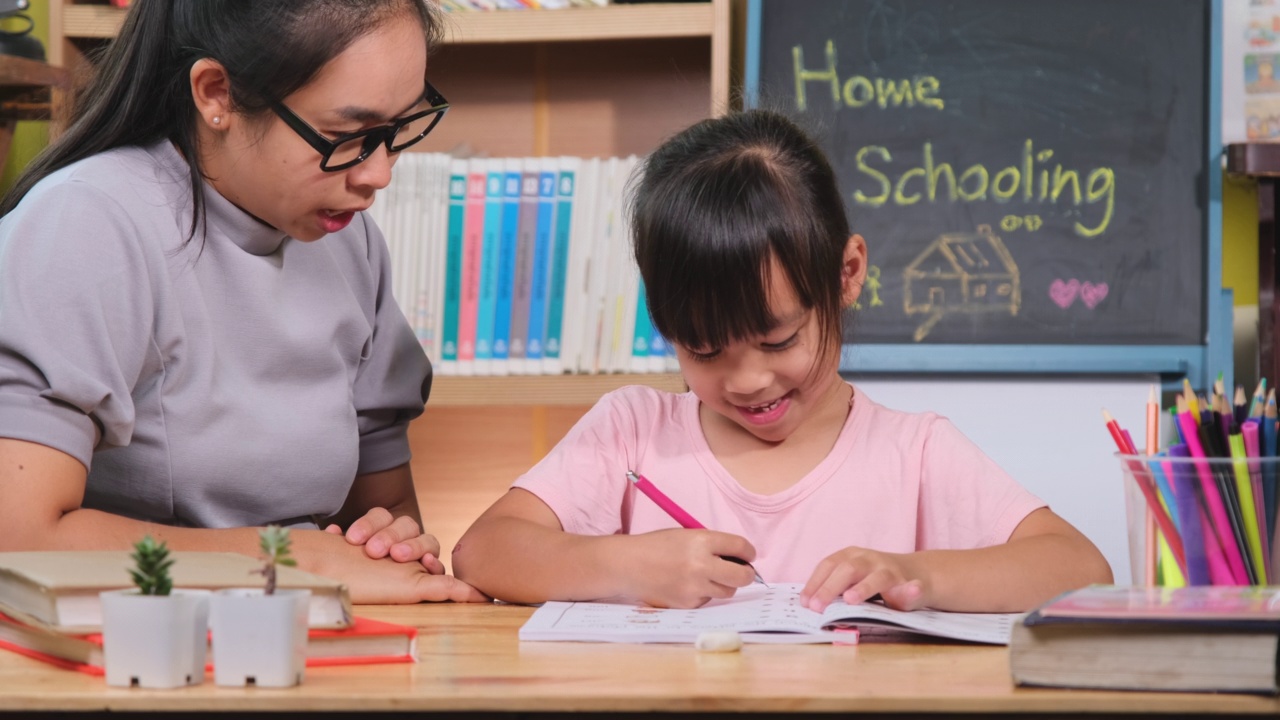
[519,584,1017,645]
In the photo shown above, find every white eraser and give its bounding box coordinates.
[695,630,743,653]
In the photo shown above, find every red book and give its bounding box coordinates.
[0,612,417,676]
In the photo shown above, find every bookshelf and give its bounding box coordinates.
[45,0,730,560]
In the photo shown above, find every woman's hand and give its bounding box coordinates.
[306,529,488,604]
[325,507,444,574]
[799,546,930,613]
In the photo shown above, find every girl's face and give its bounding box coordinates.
[206,17,429,242]
[678,241,864,445]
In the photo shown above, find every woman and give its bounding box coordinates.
[0,0,484,604]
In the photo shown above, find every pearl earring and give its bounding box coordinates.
[212,116,221,125]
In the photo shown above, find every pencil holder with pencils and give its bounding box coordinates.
[1119,453,1280,587]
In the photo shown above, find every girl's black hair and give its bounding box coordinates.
[631,109,851,363]
[0,0,444,237]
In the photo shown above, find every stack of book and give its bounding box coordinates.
[0,551,418,675]
[1010,585,1280,694]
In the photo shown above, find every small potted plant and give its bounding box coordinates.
[99,536,209,688]
[209,526,311,687]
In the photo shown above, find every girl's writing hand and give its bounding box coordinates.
[324,507,445,574]
[799,546,930,613]
[624,529,757,609]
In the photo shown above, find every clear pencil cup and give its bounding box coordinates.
[1119,453,1280,586]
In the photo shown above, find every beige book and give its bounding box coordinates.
[0,552,351,633]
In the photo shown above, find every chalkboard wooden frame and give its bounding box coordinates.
[745,0,1232,390]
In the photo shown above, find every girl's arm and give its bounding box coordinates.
[800,507,1112,613]
[911,506,1113,611]
[453,487,756,607]
[0,438,485,604]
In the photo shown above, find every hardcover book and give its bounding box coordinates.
[0,551,351,633]
[1010,585,1280,694]
[0,612,415,676]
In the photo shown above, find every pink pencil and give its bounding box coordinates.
[1175,409,1250,584]
[626,470,766,585]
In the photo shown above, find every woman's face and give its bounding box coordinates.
[210,17,430,242]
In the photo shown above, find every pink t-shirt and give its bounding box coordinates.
[512,383,1046,584]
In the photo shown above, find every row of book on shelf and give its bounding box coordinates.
[368,153,680,376]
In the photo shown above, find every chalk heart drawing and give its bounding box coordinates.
[1049,278,1080,308]
[1048,279,1109,310]
[1079,281,1109,309]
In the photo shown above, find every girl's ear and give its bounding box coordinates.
[190,58,233,132]
[840,234,869,307]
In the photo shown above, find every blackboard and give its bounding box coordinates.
[748,0,1211,348]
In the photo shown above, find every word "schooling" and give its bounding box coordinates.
[853,140,1115,238]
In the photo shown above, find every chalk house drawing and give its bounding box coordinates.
[903,225,1021,342]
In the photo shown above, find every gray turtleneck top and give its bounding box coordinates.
[0,142,431,528]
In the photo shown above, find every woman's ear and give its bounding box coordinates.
[190,58,232,131]
[840,234,869,307]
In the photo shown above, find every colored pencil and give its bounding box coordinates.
[1166,446,1213,585]
[1228,429,1266,583]
[1103,409,1186,573]
[1242,419,1271,579]
[1175,398,1250,584]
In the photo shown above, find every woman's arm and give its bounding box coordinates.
[0,438,484,604]
[453,488,755,607]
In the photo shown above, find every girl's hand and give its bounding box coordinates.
[799,546,930,613]
[324,507,445,574]
[622,529,758,609]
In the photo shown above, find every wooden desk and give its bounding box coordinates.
[0,54,70,168]
[0,603,1276,717]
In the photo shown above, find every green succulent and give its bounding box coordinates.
[256,525,297,595]
[128,535,174,596]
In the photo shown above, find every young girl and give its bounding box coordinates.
[453,110,1112,612]
[0,0,483,605]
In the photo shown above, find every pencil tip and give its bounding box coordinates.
[1101,408,1114,423]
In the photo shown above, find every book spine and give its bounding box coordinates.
[510,162,539,374]
[439,159,468,375]
[630,278,653,373]
[475,160,504,375]
[492,160,522,376]
[526,159,557,364]
[457,161,487,375]
[543,157,578,374]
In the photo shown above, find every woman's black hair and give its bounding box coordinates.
[631,109,851,365]
[0,0,444,237]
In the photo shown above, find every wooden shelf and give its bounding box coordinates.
[60,3,718,43]
[429,373,685,406]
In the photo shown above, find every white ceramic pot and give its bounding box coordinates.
[99,589,210,689]
[209,588,309,687]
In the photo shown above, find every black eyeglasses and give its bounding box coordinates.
[271,82,449,172]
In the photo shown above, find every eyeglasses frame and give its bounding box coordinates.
[270,81,449,172]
